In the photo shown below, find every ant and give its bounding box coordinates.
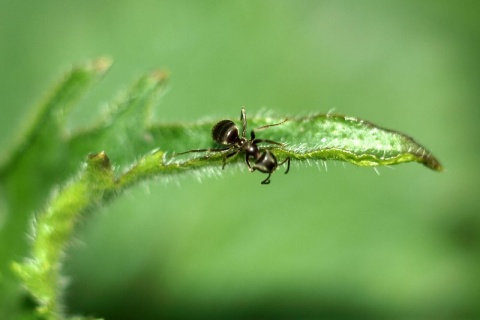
[177,107,290,184]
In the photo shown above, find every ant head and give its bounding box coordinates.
[252,150,278,173]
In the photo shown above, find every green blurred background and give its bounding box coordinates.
[1,1,479,319]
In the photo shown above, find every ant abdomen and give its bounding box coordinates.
[212,120,239,145]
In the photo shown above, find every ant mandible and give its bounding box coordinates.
[177,107,291,184]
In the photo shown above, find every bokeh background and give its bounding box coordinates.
[1,1,479,319]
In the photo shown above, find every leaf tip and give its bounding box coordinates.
[87,151,112,170]
[422,153,443,172]
[150,69,170,82]
[89,57,113,74]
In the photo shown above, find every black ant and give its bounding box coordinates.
[177,107,290,184]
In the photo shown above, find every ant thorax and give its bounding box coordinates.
[244,141,260,158]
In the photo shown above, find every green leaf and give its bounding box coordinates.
[12,152,113,320]
[3,59,442,320]
[0,57,112,172]
[148,111,443,174]
[276,113,442,171]
[0,58,112,320]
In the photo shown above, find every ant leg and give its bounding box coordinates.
[240,107,247,138]
[253,139,283,146]
[278,156,291,174]
[260,173,272,185]
[222,151,238,169]
[245,153,254,172]
[254,118,288,131]
[250,118,288,141]
[176,147,230,155]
